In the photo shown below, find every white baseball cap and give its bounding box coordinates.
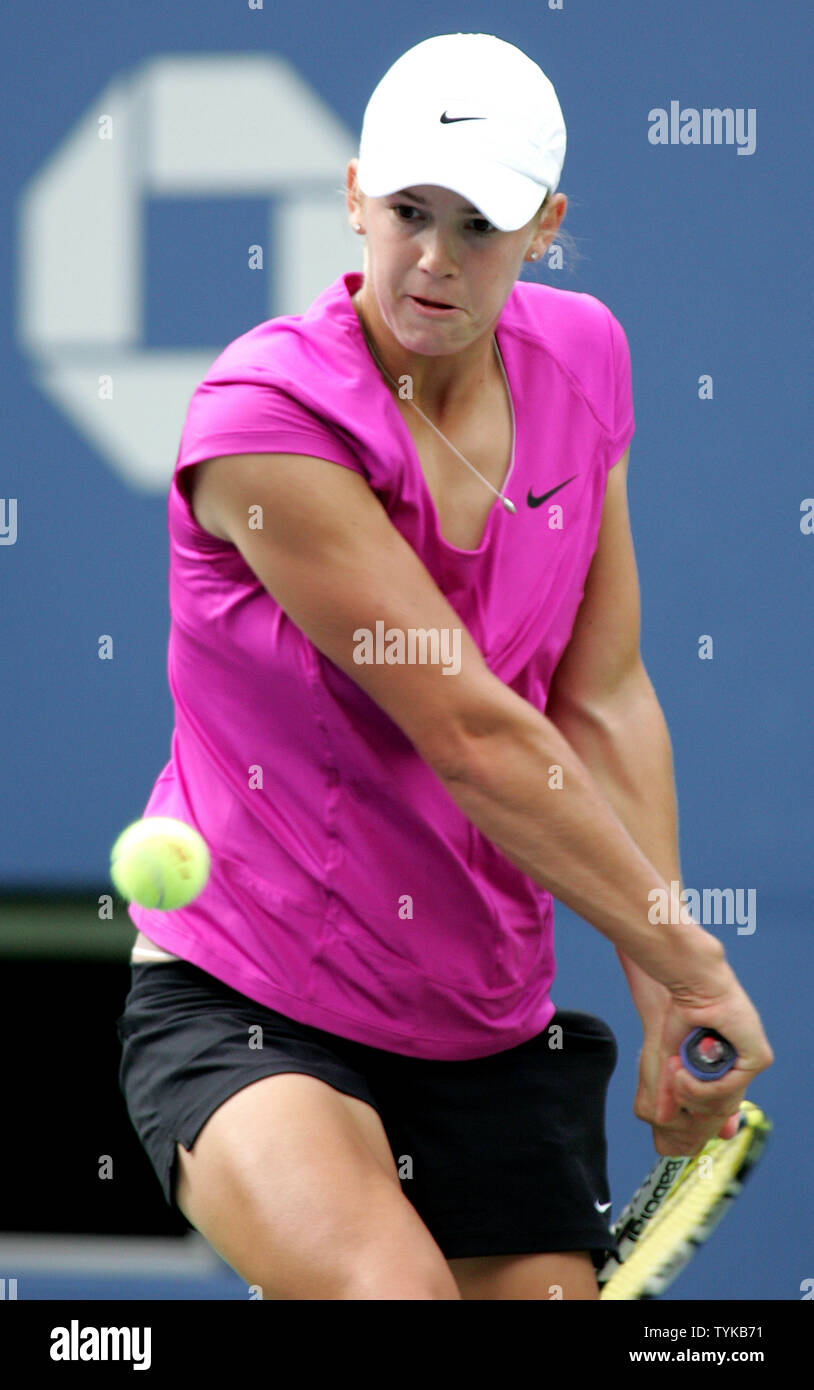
[355,33,567,233]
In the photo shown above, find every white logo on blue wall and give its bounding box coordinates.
[16,55,359,494]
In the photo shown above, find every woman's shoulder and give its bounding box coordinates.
[507,279,624,345]
[506,282,632,431]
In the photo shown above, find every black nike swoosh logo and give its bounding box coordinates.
[440,112,486,123]
[526,474,579,508]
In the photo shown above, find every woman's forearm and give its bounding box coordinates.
[435,677,723,994]
[545,670,685,1022]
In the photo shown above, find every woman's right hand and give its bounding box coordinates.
[639,955,773,1157]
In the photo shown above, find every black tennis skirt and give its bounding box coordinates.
[115,958,620,1270]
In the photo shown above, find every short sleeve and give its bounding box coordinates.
[177,379,367,478]
[606,311,635,469]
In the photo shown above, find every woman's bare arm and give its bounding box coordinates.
[188,449,721,992]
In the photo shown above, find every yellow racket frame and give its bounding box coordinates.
[600,1100,771,1300]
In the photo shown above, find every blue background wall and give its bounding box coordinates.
[2,0,811,1300]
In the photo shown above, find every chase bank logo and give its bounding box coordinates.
[16,55,359,494]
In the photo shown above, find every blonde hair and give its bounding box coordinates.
[527,190,582,273]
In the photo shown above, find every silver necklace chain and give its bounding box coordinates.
[357,315,517,515]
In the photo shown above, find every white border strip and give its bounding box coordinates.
[0,1231,222,1276]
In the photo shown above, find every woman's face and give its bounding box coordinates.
[347,159,564,357]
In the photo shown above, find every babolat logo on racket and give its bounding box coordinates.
[617,1159,686,1244]
[597,1101,772,1300]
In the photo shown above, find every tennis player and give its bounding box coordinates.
[115,33,772,1300]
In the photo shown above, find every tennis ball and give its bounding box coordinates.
[110,816,210,910]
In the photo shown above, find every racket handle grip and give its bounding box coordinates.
[680,1027,737,1080]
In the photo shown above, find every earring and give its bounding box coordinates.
[353,223,362,232]
[530,251,539,260]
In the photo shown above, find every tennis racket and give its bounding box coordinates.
[597,1029,772,1300]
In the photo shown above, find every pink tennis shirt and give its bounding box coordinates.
[128,269,635,1060]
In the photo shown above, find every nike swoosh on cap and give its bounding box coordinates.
[440,111,486,123]
[594,1199,612,1213]
[526,474,579,508]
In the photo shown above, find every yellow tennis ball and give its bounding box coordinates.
[110,816,210,910]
